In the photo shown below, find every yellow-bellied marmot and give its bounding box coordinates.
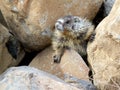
[52,15,94,63]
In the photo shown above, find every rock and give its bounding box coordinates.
[64,75,97,90]
[87,0,120,89]
[0,24,25,74]
[0,0,103,51]
[0,66,85,90]
[29,46,89,81]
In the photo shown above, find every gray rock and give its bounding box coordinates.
[64,75,97,90]
[0,66,84,90]
[104,0,115,16]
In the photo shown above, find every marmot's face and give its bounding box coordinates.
[64,16,81,32]
[55,15,83,32]
[65,16,91,33]
[55,15,92,33]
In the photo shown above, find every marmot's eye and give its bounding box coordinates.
[66,20,70,24]
[74,18,80,22]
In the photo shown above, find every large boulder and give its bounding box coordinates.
[29,47,89,81]
[0,24,25,74]
[0,0,103,51]
[0,66,89,90]
[87,0,120,89]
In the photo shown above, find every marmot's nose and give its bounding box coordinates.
[56,25,64,31]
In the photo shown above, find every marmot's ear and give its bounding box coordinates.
[73,16,80,22]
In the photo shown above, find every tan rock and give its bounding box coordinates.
[0,24,24,74]
[29,46,89,81]
[87,0,120,89]
[0,66,84,90]
[0,0,103,51]
[27,0,103,28]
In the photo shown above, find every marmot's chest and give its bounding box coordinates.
[62,32,85,42]
[60,33,82,47]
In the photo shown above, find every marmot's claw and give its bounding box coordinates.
[89,33,96,42]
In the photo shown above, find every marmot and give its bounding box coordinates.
[52,15,95,63]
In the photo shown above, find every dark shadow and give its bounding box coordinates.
[18,51,39,66]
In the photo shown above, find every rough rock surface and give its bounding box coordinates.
[87,0,120,89]
[29,47,89,81]
[64,76,97,90]
[0,24,24,74]
[0,66,85,90]
[0,0,103,51]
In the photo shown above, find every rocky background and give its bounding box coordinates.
[0,0,119,90]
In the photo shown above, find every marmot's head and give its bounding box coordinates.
[55,15,93,33]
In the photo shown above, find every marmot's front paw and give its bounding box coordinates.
[53,55,61,63]
[89,33,96,42]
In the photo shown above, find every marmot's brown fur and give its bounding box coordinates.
[52,15,94,63]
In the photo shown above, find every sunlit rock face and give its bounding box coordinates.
[87,0,120,89]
